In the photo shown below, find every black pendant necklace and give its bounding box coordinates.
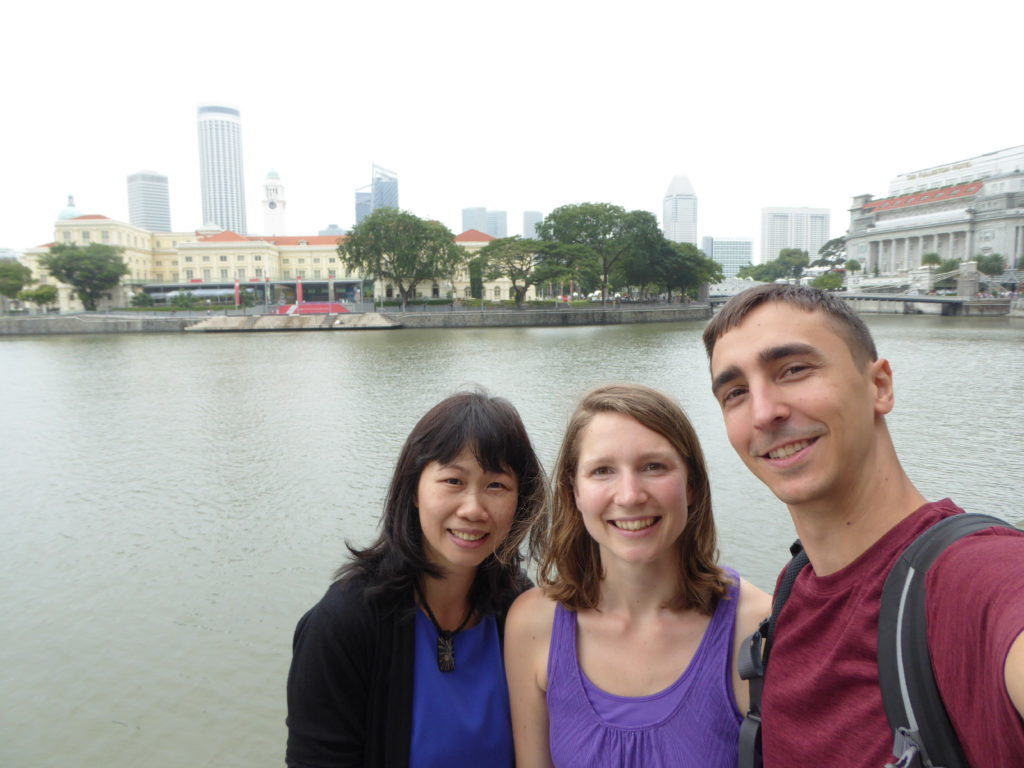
[415,582,473,673]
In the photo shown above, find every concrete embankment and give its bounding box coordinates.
[385,305,710,329]
[1010,299,1024,318]
[0,314,198,336]
[841,297,1011,316]
[185,312,399,332]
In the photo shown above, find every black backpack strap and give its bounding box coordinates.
[739,540,810,768]
[879,513,1015,768]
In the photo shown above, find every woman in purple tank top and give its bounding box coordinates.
[505,384,771,768]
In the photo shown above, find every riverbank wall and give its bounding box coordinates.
[841,297,1011,316]
[0,314,197,336]
[384,305,710,329]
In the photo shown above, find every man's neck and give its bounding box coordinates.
[789,442,927,577]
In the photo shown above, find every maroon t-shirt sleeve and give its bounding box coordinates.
[927,528,1024,767]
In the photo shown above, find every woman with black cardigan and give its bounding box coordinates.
[286,391,546,767]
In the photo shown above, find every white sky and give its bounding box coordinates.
[4,0,1022,261]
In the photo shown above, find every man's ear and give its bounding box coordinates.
[870,358,895,416]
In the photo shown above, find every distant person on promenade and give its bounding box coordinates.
[703,283,1024,766]
[286,391,546,767]
[505,383,770,767]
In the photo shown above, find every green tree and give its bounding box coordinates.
[975,253,1006,277]
[812,236,847,268]
[131,291,155,307]
[0,258,33,305]
[939,258,960,275]
[38,243,129,311]
[338,208,464,310]
[238,289,257,308]
[613,211,665,298]
[468,256,484,300]
[18,284,59,310]
[811,272,843,291]
[845,258,861,273]
[171,291,198,310]
[537,202,634,304]
[479,237,546,308]
[778,248,810,281]
[920,252,941,268]
[658,241,723,299]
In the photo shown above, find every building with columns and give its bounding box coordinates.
[847,146,1024,275]
[19,202,532,311]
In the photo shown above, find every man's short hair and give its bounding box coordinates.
[702,283,878,365]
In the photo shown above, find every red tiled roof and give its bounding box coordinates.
[198,230,251,242]
[37,242,57,248]
[455,229,496,242]
[862,181,984,214]
[71,214,110,220]
[261,235,346,245]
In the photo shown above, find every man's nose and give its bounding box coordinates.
[750,384,789,430]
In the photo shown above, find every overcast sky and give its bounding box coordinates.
[4,0,1022,260]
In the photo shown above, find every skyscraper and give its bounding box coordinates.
[197,105,247,234]
[486,210,507,238]
[702,236,754,278]
[761,207,830,262]
[261,170,286,234]
[126,171,171,232]
[354,186,372,225]
[371,165,398,210]
[522,211,543,239]
[663,176,698,244]
[462,207,487,233]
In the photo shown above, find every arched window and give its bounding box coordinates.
[493,286,501,299]
[385,284,394,298]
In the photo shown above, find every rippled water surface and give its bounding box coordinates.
[2,316,1022,766]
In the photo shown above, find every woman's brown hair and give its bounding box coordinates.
[538,383,728,613]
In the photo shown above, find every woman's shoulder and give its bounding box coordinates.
[732,574,772,636]
[505,586,559,637]
[297,576,406,646]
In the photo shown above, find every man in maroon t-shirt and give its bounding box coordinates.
[702,283,1024,767]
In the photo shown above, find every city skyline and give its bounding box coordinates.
[197,105,247,234]
[4,2,1022,256]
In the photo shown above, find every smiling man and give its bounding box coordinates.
[703,283,1024,767]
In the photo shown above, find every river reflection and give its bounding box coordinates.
[1,315,1022,766]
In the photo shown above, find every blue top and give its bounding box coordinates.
[409,609,514,767]
[546,568,743,767]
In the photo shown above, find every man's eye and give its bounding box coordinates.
[782,364,811,377]
[723,387,747,403]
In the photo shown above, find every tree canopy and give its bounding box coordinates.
[338,208,465,309]
[812,236,847,268]
[18,284,59,308]
[737,249,809,283]
[0,257,33,300]
[845,258,861,272]
[478,237,544,308]
[920,252,941,268]
[39,244,129,311]
[975,253,1006,277]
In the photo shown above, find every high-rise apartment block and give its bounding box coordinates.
[702,237,754,278]
[126,171,171,232]
[354,187,372,225]
[486,210,507,239]
[197,105,247,234]
[663,176,698,244]
[462,207,487,233]
[522,211,543,239]
[760,207,830,262]
[261,170,286,234]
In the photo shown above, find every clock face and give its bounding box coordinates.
[268,201,277,210]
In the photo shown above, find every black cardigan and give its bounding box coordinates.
[285,575,523,768]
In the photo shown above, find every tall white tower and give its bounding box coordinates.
[261,170,286,235]
[663,175,698,244]
[197,104,247,234]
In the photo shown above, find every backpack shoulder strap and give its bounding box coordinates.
[738,540,810,768]
[879,513,1015,768]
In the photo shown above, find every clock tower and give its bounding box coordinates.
[261,170,287,234]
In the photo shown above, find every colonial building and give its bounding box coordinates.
[847,146,1024,275]
[20,207,533,312]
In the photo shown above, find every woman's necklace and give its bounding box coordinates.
[414,582,474,673]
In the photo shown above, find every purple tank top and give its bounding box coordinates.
[546,569,743,768]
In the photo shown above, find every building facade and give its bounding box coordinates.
[261,170,287,235]
[354,187,372,225]
[197,105,247,234]
[761,207,830,263]
[522,210,543,239]
[126,171,171,232]
[663,176,698,244]
[371,165,398,210]
[847,146,1024,275]
[485,210,507,239]
[702,236,753,278]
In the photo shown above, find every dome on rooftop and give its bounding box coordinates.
[58,194,80,220]
[665,175,695,197]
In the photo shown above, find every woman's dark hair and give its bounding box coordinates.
[335,389,546,616]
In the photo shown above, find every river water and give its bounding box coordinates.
[1,315,1022,767]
